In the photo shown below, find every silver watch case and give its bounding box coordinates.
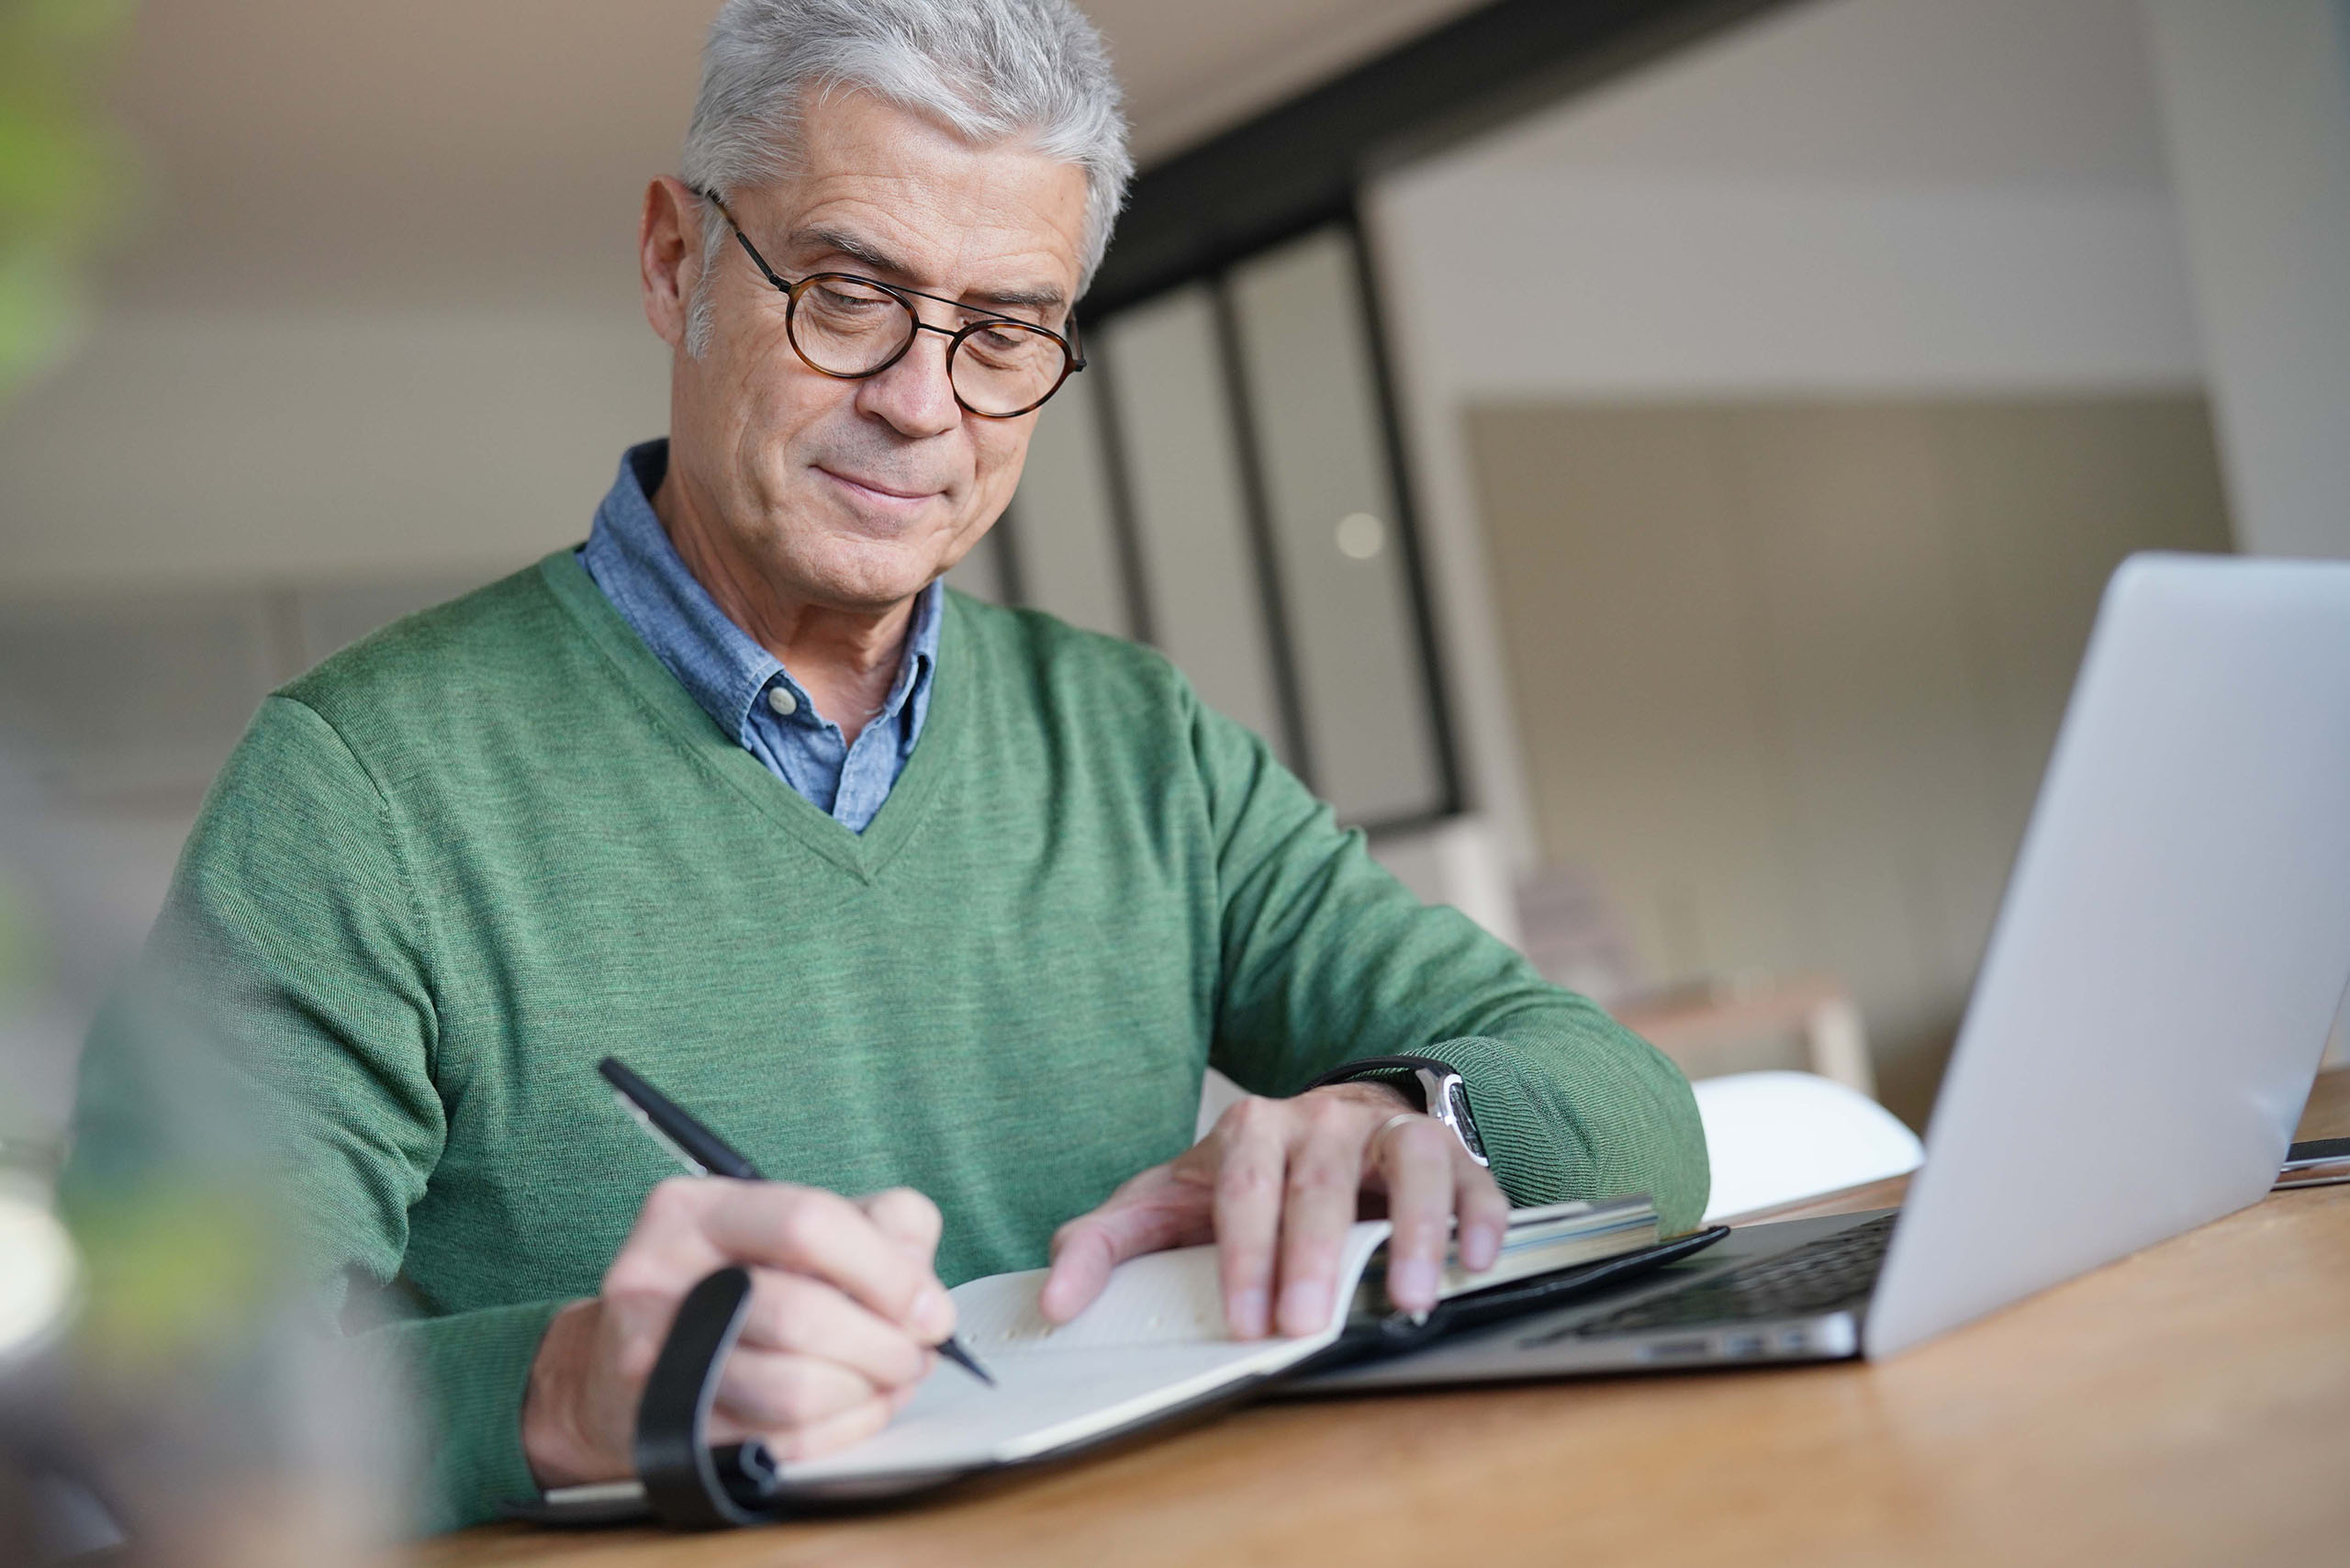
[1413,1064,1491,1168]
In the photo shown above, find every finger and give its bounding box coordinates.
[609,1179,939,1329]
[737,1269,934,1391]
[712,1347,881,1432]
[1036,1217,1119,1325]
[1375,1117,1460,1315]
[1209,1101,1289,1338]
[695,1182,952,1341]
[1037,1164,1211,1323]
[858,1188,944,1267]
[1271,1103,1366,1338]
[765,1394,898,1463]
[1454,1156,1513,1274]
[890,1350,936,1417]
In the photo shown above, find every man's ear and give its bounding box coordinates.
[640,175,700,351]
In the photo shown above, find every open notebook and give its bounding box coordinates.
[534,1194,1717,1518]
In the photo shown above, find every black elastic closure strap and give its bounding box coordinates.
[633,1265,775,1529]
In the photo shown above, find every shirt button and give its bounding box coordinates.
[767,687,799,717]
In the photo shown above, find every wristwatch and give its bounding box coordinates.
[1302,1054,1490,1168]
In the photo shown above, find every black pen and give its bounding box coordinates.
[597,1056,995,1388]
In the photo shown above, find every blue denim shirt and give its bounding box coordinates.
[580,441,941,833]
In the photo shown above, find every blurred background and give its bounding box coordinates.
[3,0,2347,1159]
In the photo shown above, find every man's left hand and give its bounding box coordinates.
[1036,1082,1510,1338]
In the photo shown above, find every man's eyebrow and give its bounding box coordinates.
[790,225,910,278]
[969,282,1069,311]
[789,225,1068,314]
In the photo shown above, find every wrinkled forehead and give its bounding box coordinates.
[742,92,1091,309]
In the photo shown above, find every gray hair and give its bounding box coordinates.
[679,0,1133,357]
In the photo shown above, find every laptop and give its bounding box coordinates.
[1304,554,2350,1390]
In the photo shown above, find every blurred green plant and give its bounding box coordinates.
[0,0,140,400]
[0,865,34,1014]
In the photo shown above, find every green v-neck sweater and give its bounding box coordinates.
[73,551,1706,1529]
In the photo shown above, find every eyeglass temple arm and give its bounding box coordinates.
[689,186,795,293]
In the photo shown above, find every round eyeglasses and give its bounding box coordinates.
[695,188,1084,420]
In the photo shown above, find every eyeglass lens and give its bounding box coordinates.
[789,275,1068,416]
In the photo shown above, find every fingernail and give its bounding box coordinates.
[1228,1288,1268,1338]
[1388,1256,1439,1310]
[1276,1279,1329,1336]
[914,1284,954,1339]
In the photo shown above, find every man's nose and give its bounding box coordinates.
[853,325,962,439]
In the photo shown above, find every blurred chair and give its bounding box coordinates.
[1512,862,1645,1008]
[1367,814,1521,949]
[1616,975,1874,1099]
[1516,864,1877,1097]
[1693,1070,1923,1225]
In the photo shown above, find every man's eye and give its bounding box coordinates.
[817,288,886,312]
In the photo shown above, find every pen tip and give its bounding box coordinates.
[940,1338,996,1387]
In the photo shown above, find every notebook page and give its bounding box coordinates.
[953,1244,1247,1353]
[779,1221,1393,1484]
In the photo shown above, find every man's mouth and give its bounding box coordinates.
[817,466,943,509]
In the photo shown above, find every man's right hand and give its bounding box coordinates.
[520,1178,957,1487]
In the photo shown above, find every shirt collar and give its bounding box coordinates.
[580,439,942,748]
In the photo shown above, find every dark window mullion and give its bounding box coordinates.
[1210,278,1317,791]
[1343,207,1463,820]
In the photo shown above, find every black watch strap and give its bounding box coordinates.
[1302,1054,1489,1167]
[1302,1053,1443,1105]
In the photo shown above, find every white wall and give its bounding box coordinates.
[2143,0,2350,560]
[1364,0,2206,877]
[1372,0,2199,404]
[1376,175,2202,400]
[0,307,666,594]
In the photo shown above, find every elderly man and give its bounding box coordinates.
[73,0,1705,1531]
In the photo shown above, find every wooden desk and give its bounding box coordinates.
[418,1071,2350,1568]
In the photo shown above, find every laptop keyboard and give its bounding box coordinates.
[1550,1214,1897,1339]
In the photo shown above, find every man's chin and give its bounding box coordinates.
[784,536,950,612]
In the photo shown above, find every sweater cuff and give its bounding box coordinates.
[1417,1033,1710,1233]
[367,1297,568,1532]
[1411,1036,1559,1209]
